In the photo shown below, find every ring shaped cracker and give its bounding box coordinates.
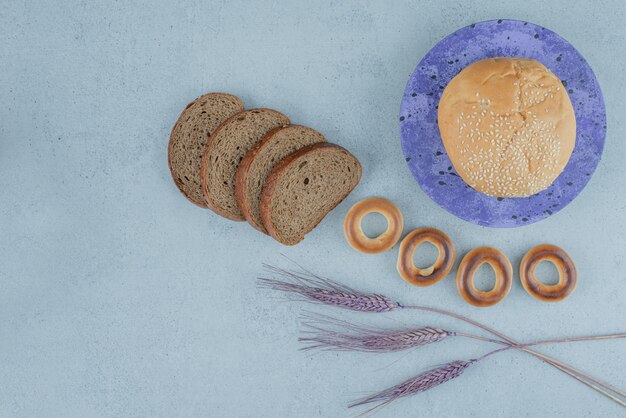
[344,198,404,254]
[457,247,512,307]
[397,228,455,286]
[520,244,577,302]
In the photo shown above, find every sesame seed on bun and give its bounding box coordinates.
[438,58,576,198]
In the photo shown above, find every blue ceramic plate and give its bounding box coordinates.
[399,19,606,227]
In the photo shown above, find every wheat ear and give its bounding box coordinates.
[259,266,626,407]
[299,313,626,354]
[299,313,451,352]
[350,360,473,415]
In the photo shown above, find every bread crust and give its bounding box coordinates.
[260,142,362,245]
[235,126,287,233]
[167,92,243,208]
[235,125,326,233]
[438,58,575,197]
[200,109,248,220]
[200,108,289,221]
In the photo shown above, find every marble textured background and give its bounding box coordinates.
[1,1,625,417]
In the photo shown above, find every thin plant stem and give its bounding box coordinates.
[473,343,626,408]
[518,350,626,407]
[524,333,626,347]
[402,304,626,405]
[259,268,626,407]
[456,332,626,348]
[453,332,507,345]
[476,335,626,361]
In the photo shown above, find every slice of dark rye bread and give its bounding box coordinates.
[168,93,244,207]
[201,109,290,220]
[235,125,327,233]
[260,142,362,245]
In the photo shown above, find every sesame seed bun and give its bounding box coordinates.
[438,58,576,198]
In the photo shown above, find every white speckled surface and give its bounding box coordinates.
[1,1,625,417]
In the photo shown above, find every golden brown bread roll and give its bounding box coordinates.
[438,58,576,198]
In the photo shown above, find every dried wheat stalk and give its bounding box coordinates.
[299,313,625,354]
[299,313,451,352]
[259,265,626,409]
[349,360,473,413]
[258,265,398,312]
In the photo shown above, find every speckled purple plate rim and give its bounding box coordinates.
[399,19,606,228]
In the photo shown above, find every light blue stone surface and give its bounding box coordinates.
[1,1,625,417]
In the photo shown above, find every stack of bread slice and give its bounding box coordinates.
[168,92,362,245]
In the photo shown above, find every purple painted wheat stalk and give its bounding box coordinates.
[259,265,626,408]
[300,313,450,352]
[350,360,473,413]
[258,265,398,312]
[300,314,626,355]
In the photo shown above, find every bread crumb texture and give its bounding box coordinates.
[240,125,326,232]
[203,109,289,219]
[168,93,244,206]
[265,144,361,245]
